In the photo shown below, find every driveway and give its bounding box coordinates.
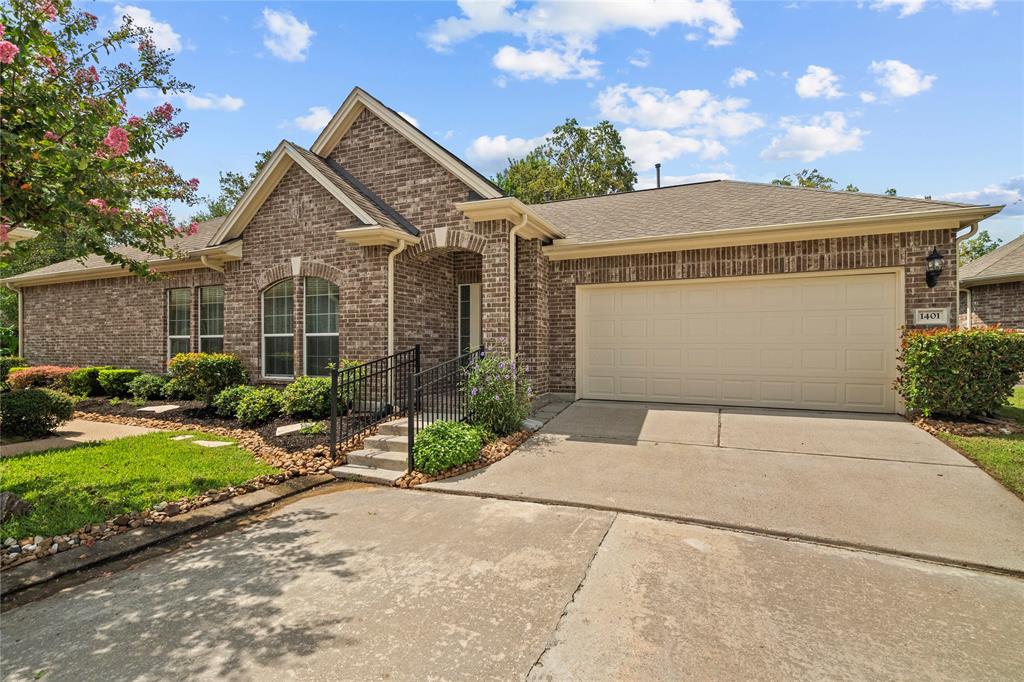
[425,400,1024,573]
[2,485,1022,680]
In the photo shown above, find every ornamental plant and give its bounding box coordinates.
[96,368,140,397]
[412,420,482,475]
[128,373,166,400]
[464,352,532,437]
[235,388,284,426]
[212,384,257,419]
[282,376,331,419]
[167,353,247,404]
[895,327,1024,418]
[0,387,75,438]
[65,365,113,396]
[7,364,76,391]
[0,0,200,274]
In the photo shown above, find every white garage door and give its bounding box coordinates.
[577,273,900,413]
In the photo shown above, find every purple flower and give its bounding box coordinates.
[499,362,506,370]
[471,387,478,397]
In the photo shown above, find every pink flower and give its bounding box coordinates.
[151,103,174,122]
[86,198,108,211]
[187,178,200,191]
[0,41,19,64]
[83,12,97,28]
[148,206,168,223]
[0,220,10,243]
[186,221,199,236]
[43,130,60,142]
[167,124,186,139]
[101,126,130,156]
[36,55,58,76]
[0,23,5,39]
[76,66,99,83]
[126,115,143,127]
[37,1,58,21]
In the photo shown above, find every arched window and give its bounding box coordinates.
[262,280,294,378]
[304,277,339,376]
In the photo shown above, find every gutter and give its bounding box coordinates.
[954,222,979,329]
[508,212,528,359]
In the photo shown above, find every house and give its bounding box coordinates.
[958,233,1024,330]
[3,87,1004,414]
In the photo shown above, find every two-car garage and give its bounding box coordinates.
[575,271,902,413]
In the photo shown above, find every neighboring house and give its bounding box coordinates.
[959,233,1024,330]
[2,88,1004,414]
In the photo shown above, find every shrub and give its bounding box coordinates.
[465,353,531,436]
[235,388,284,425]
[0,388,76,438]
[65,366,114,397]
[896,327,1024,418]
[161,378,192,401]
[167,353,247,403]
[129,373,167,400]
[7,365,77,392]
[335,358,364,407]
[0,356,27,384]
[97,369,141,398]
[282,376,332,419]
[212,384,257,418]
[413,420,482,475]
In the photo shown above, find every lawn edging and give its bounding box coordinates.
[0,474,335,599]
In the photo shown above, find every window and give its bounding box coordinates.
[262,280,294,377]
[304,277,339,376]
[199,286,225,353]
[458,283,482,353]
[167,288,191,359]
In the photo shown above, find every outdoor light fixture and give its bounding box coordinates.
[925,247,945,288]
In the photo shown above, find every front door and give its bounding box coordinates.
[458,283,482,352]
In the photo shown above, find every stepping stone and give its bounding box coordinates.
[138,404,180,414]
[275,422,314,436]
[521,418,544,432]
[170,435,194,441]
[193,440,233,448]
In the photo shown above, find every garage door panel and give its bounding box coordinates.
[578,273,898,413]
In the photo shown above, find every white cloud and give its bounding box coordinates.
[261,8,315,62]
[177,92,245,112]
[621,128,726,169]
[493,44,600,81]
[795,65,844,99]
[466,134,544,165]
[938,176,1024,214]
[870,59,936,97]
[728,68,757,88]
[596,84,764,138]
[114,5,182,53]
[629,48,651,69]
[293,106,332,132]
[635,171,731,190]
[946,0,995,10]
[760,112,866,162]
[870,0,927,16]
[397,111,420,128]
[859,91,878,103]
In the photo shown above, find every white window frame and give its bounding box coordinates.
[302,277,340,376]
[198,285,225,353]
[167,288,191,360]
[261,280,294,379]
[458,283,482,353]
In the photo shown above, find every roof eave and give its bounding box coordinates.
[455,197,566,240]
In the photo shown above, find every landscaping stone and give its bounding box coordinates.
[275,423,313,436]
[170,434,194,441]
[137,404,180,414]
[521,418,544,432]
[193,440,233,448]
[0,492,32,524]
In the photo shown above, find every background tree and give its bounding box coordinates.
[495,118,636,203]
[958,229,1003,265]
[771,169,837,190]
[192,150,272,222]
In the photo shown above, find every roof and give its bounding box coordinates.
[4,218,228,284]
[531,179,995,244]
[960,233,1024,285]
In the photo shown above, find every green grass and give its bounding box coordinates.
[0,431,279,539]
[996,386,1024,426]
[939,432,1024,498]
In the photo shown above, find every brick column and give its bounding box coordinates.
[478,219,512,357]
[516,238,549,395]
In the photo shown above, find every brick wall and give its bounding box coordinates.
[546,228,958,393]
[959,281,1024,330]
[516,238,549,395]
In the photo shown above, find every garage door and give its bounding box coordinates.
[576,273,899,413]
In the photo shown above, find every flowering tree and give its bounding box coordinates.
[0,0,200,276]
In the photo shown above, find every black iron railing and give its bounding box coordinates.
[329,346,420,459]
[405,346,484,472]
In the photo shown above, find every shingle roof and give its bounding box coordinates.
[4,218,228,283]
[960,233,1024,285]
[531,179,986,244]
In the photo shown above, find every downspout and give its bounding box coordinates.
[954,222,979,329]
[509,212,529,359]
[387,240,409,355]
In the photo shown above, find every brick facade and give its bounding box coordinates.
[959,281,1024,330]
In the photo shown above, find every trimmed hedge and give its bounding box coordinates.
[212,384,257,418]
[97,369,141,398]
[1,388,76,438]
[465,353,531,436]
[412,420,482,475]
[282,376,331,419]
[129,373,167,400]
[0,356,27,385]
[236,388,284,425]
[65,366,114,397]
[896,327,1024,418]
[7,365,77,392]
[167,353,247,403]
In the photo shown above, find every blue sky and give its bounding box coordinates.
[105,0,1022,241]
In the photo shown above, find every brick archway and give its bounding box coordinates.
[255,263,293,291]
[407,228,486,259]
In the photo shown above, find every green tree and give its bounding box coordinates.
[771,169,837,190]
[192,150,273,222]
[884,187,898,196]
[958,229,1003,265]
[495,118,636,203]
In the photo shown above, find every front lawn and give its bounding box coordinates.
[939,432,1024,498]
[0,431,279,539]
[997,386,1024,426]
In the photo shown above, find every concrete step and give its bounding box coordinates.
[331,464,404,485]
[363,434,409,453]
[378,418,410,437]
[346,448,408,472]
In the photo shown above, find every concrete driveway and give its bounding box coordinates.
[425,400,1024,573]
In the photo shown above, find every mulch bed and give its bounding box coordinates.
[395,430,532,488]
[914,415,1024,437]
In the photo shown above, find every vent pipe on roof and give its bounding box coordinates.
[655,163,661,188]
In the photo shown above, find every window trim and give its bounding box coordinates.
[261,280,295,380]
[198,285,225,353]
[302,277,340,377]
[166,287,191,360]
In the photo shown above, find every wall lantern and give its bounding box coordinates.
[925,247,945,288]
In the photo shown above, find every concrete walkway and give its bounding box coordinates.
[0,419,159,457]
[1,486,1021,680]
[424,401,1024,573]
